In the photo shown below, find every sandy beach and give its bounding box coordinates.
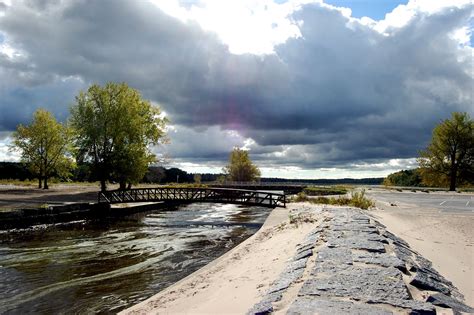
[369,191,474,306]
[122,198,474,314]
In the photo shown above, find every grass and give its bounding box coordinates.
[382,185,474,193]
[291,189,375,210]
[0,179,214,189]
[0,178,101,187]
[303,185,348,196]
[157,183,209,188]
[0,179,38,186]
[288,211,318,227]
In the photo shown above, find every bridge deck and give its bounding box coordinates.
[98,187,286,208]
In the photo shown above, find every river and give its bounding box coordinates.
[0,203,272,314]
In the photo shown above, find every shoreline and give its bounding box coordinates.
[121,203,319,314]
[122,201,473,314]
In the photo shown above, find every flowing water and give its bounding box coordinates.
[0,203,271,314]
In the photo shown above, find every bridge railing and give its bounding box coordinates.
[98,187,286,208]
[210,181,308,187]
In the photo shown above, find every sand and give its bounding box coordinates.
[371,198,474,306]
[121,203,323,315]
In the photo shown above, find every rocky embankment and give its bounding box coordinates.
[249,207,473,314]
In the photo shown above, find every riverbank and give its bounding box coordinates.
[121,203,319,314]
[122,202,473,314]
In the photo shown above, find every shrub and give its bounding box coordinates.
[291,189,375,210]
[349,190,375,209]
[292,192,309,202]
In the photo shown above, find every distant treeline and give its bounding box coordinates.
[0,162,212,184]
[382,168,472,188]
[0,162,33,181]
[383,169,423,187]
[260,177,384,185]
[0,162,384,185]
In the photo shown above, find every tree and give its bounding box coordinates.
[418,112,474,191]
[70,82,167,191]
[163,168,192,183]
[193,174,202,184]
[11,109,73,189]
[223,148,261,182]
[383,169,423,187]
[143,166,166,183]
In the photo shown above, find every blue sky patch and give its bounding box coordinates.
[323,0,408,20]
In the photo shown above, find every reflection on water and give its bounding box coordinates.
[0,203,271,314]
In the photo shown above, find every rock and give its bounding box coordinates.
[247,301,273,315]
[299,267,411,303]
[352,252,406,271]
[296,243,315,253]
[312,247,353,275]
[372,219,387,229]
[414,255,433,269]
[368,299,436,314]
[410,272,451,295]
[249,206,467,315]
[247,291,282,314]
[316,246,353,263]
[326,236,386,253]
[332,223,379,234]
[307,227,324,236]
[413,266,455,289]
[287,297,393,315]
[294,248,313,261]
[298,231,320,248]
[314,262,354,275]
[267,268,305,294]
[393,246,416,268]
[383,230,410,248]
[426,293,474,313]
[285,258,307,272]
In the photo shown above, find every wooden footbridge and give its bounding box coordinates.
[98,187,286,208]
[210,182,306,194]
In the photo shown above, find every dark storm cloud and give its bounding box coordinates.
[0,0,472,170]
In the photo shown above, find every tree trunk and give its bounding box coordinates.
[449,149,458,191]
[119,181,126,190]
[449,167,457,191]
[100,180,107,192]
[43,177,49,189]
[38,176,42,189]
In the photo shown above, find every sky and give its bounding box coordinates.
[0,0,472,179]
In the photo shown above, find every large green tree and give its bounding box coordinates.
[418,112,474,191]
[223,148,261,182]
[70,82,167,191]
[11,109,73,189]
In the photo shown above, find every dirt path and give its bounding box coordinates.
[0,184,102,210]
